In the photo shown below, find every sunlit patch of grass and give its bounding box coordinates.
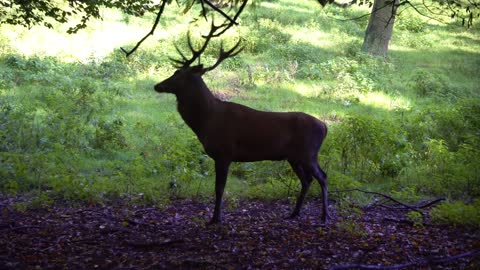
[0,7,190,62]
[289,81,322,98]
[2,18,145,61]
[359,92,411,111]
[288,27,340,51]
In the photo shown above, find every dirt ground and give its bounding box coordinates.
[1,196,479,269]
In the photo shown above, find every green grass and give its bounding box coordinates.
[0,1,479,214]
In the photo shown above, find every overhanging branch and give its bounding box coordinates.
[201,0,239,25]
[332,0,358,8]
[209,0,248,37]
[399,0,446,24]
[120,0,168,57]
[326,1,391,22]
[120,0,248,57]
[323,0,477,27]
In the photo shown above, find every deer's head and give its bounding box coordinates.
[154,21,243,95]
[154,65,205,94]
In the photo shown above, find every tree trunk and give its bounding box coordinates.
[361,0,399,57]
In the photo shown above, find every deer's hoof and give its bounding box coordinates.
[286,212,299,220]
[320,215,331,226]
[207,218,222,226]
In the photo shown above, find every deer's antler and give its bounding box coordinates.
[170,21,222,68]
[170,0,247,71]
[202,38,243,73]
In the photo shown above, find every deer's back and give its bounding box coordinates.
[200,101,326,162]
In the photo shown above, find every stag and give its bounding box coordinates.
[154,23,329,225]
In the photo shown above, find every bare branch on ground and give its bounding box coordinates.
[329,249,480,270]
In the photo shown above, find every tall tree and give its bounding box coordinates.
[361,0,399,57]
[326,0,480,57]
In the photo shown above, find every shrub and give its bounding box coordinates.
[411,70,450,97]
[93,118,127,150]
[397,16,425,33]
[326,115,404,182]
[430,200,480,228]
[244,18,291,53]
[406,211,424,227]
[403,101,478,152]
[412,138,480,199]
[335,202,366,238]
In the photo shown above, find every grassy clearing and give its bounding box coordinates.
[0,1,479,222]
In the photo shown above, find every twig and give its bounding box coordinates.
[332,0,358,8]
[390,198,445,210]
[327,11,372,22]
[121,0,168,57]
[399,0,446,24]
[199,0,208,21]
[421,0,449,17]
[71,239,100,245]
[383,217,415,225]
[330,188,445,216]
[432,249,480,264]
[122,0,247,57]
[133,207,157,215]
[125,238,184,248]
[209,0,248,38]
[382,217,432,226]
[384,0,398,27]
[1,225,45,232]
[330,249,480,270]
[325,3,392,22]
[417,198,445,208]
[181,259,228,270]
[201,0,239,25]
[326,0,445,26]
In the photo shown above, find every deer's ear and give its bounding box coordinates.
[191,65,204,74]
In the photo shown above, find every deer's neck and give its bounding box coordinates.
[175,80,217,136]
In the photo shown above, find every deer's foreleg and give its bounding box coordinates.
[209,159,230,225]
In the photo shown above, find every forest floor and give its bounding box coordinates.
[1,196,479,270]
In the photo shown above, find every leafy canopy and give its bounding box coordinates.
[1,0,478,55]
[0,0,162,33]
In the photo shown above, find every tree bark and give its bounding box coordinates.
[361,0,399,57]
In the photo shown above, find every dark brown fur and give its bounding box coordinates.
[155,65,329,224]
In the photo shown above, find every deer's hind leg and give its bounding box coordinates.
[288,160,313,218]
[312,162,329,224]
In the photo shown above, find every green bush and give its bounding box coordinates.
[307,55,391,101]
[93,118,127,150]
[243,18,291,54]
[325,115,406,182]
[403,101,479,152]
[413,138,480,199]
[411,70,450,97]
[397,15,425,33]
[431,200,480,228]
[335,202,366,238]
